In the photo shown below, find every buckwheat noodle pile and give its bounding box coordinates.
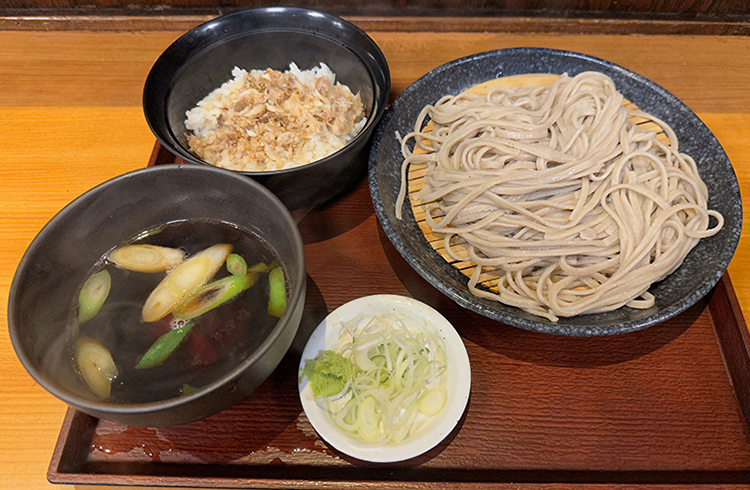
[396,71,723,322]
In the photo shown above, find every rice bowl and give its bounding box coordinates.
[143,7,391,209]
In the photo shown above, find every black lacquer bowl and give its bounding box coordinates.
[368,47,742,337]
[8,165,306,426]
[144,7,390,210]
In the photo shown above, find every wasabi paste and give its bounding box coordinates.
[301,350,360,397]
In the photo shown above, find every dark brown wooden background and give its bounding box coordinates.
[3,0,750,21]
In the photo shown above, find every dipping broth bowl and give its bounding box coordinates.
[8,165,306,427]
[143,7,391,210]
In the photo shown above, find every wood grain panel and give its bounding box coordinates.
[2,31,750,115]
[3,0,750,15]
[1,14,750,35]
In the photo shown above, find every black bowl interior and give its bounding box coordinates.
[8,165,306,425]
[368,47,743,337]
[144,7,389,173]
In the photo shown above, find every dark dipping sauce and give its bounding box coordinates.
[69,219,284,404]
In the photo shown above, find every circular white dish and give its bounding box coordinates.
[298,294,471,463]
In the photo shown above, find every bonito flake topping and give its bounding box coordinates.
[185,63,366,172]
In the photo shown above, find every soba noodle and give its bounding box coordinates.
[396,71,723,322]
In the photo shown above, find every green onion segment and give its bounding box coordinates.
[173,272,258,320]
[226,253,248,276]
[78,270,111,323]
[247,261,274,274]
[267,266,286,318]
[136,321,194,369]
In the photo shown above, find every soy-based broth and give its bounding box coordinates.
[69,219,285,403]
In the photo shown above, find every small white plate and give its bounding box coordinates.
[298,294,471,463]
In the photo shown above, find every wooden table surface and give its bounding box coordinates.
[1,22,750,490]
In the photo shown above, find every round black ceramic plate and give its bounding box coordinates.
[368,47,742,337]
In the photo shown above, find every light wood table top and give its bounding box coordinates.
[1,25,749,490]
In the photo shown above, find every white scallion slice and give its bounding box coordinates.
[357,396,383,442]
[316,312,448,444]
[108,245,186,273]
[75,336,118,399]
[141,243,233,322]
[419,386,447,416]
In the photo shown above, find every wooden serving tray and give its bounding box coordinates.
[47,142,750,489]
